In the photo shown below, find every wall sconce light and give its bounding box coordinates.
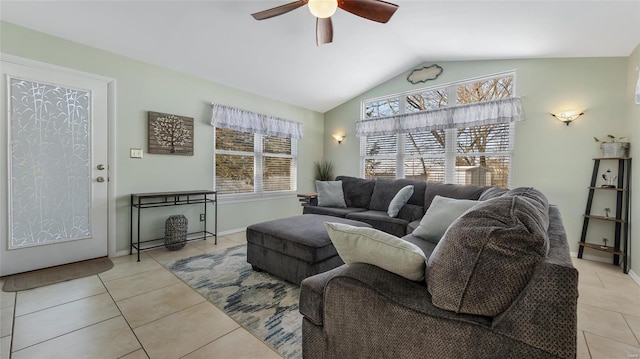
[550,109,584,126]
[332,134,345,144]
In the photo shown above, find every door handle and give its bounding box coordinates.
[97,176,105,183]
[97,164,105,170]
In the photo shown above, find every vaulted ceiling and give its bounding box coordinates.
[1,1,639,112]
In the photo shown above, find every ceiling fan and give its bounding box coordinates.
[251,0,399,46]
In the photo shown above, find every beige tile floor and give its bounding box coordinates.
[1,232,639,359]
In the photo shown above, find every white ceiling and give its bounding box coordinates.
[1,1,639,112]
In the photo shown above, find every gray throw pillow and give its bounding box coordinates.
[324,222,427,281]
[315,180,346,208]
[387,185,414,217]
[412,196,478,243]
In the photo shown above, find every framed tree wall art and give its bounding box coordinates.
[148,111,194,155]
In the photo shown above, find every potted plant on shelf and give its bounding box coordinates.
[594,135,630,158]
[314,160,334,181]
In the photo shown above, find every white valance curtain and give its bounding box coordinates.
[356,97,524,137]
[211,104,303,139]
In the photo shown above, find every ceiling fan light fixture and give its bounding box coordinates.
[308,0,338,18]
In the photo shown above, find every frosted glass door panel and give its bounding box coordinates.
[9,77,92,249]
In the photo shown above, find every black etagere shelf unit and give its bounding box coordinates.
[578,158,631,273]
[130,190,217,261]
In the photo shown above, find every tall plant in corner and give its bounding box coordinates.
[314,160,334,181]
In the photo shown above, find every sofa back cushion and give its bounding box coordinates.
[369,179,426,211]
[478,187,508,201]
[424,182,488,210]
[336,176,376,208]
[426,187,550,316]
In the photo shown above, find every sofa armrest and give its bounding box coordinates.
[300,262,491,327]
[491,205,578,359]
[299,265,348,326]
[492,261,578,359]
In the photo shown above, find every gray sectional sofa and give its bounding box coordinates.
[299,183,579,359]
[303,175,488,236]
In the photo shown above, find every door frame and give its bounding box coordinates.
[1,53,118,259]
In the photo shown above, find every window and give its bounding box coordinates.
[361,73,516,188]
[211,104,301,196]
[215,128,297,195]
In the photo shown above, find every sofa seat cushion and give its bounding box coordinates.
[407,220,420,234]
[346,210,409,237]
[303,205,367,218]
[401,234,438,258]
[325,222,427,281]
[336,175,376,208]
[426,188,550,316]
[246,214,371,263]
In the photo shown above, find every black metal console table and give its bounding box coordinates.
[130,190,217,261]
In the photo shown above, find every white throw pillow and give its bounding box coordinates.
[324,222,427,281]
[412,196,478,243]
[315,180,346,208]
[387,185,414,218]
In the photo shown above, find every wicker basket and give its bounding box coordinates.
[165,215,188,251]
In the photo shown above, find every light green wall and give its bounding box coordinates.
[1,21,324,252]
[627,43,640,275]
[324,57,629,259]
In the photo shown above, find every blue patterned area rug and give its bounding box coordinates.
[165,245,302,359]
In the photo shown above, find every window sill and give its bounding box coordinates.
[217,191,297,205]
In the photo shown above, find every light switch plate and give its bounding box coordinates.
[130,148,143,158]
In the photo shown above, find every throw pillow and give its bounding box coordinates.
[412,196,478,243]
[387,185,414,218]
[324,222,427,281]
[315,180,346,208]
[426,195,550,316]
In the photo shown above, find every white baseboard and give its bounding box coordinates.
[629,270,640,287]
[218,227,246,236]
[109,227,247,258]
[113,249,131,258]
[571,252,640,287]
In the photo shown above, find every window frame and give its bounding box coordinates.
[360,71,516,188]
[214,128,298,200]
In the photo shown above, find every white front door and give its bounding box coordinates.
[0,58,109,276]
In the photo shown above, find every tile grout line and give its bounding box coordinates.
[583,330,640,350]
[622,314,640,347]
[13,291,107,318]
[8,287,17,358]
[10,275,117,353]
[163,245,287,359]
[177,327,244,359]
[11,313,122,353]
[581,330,592,359]
[98,270,150,359]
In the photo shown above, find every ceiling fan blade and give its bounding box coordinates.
[316,17,333,46]
[338,0,399,23]
[251,0,307,20]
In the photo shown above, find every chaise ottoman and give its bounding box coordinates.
[246,214,371,285]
